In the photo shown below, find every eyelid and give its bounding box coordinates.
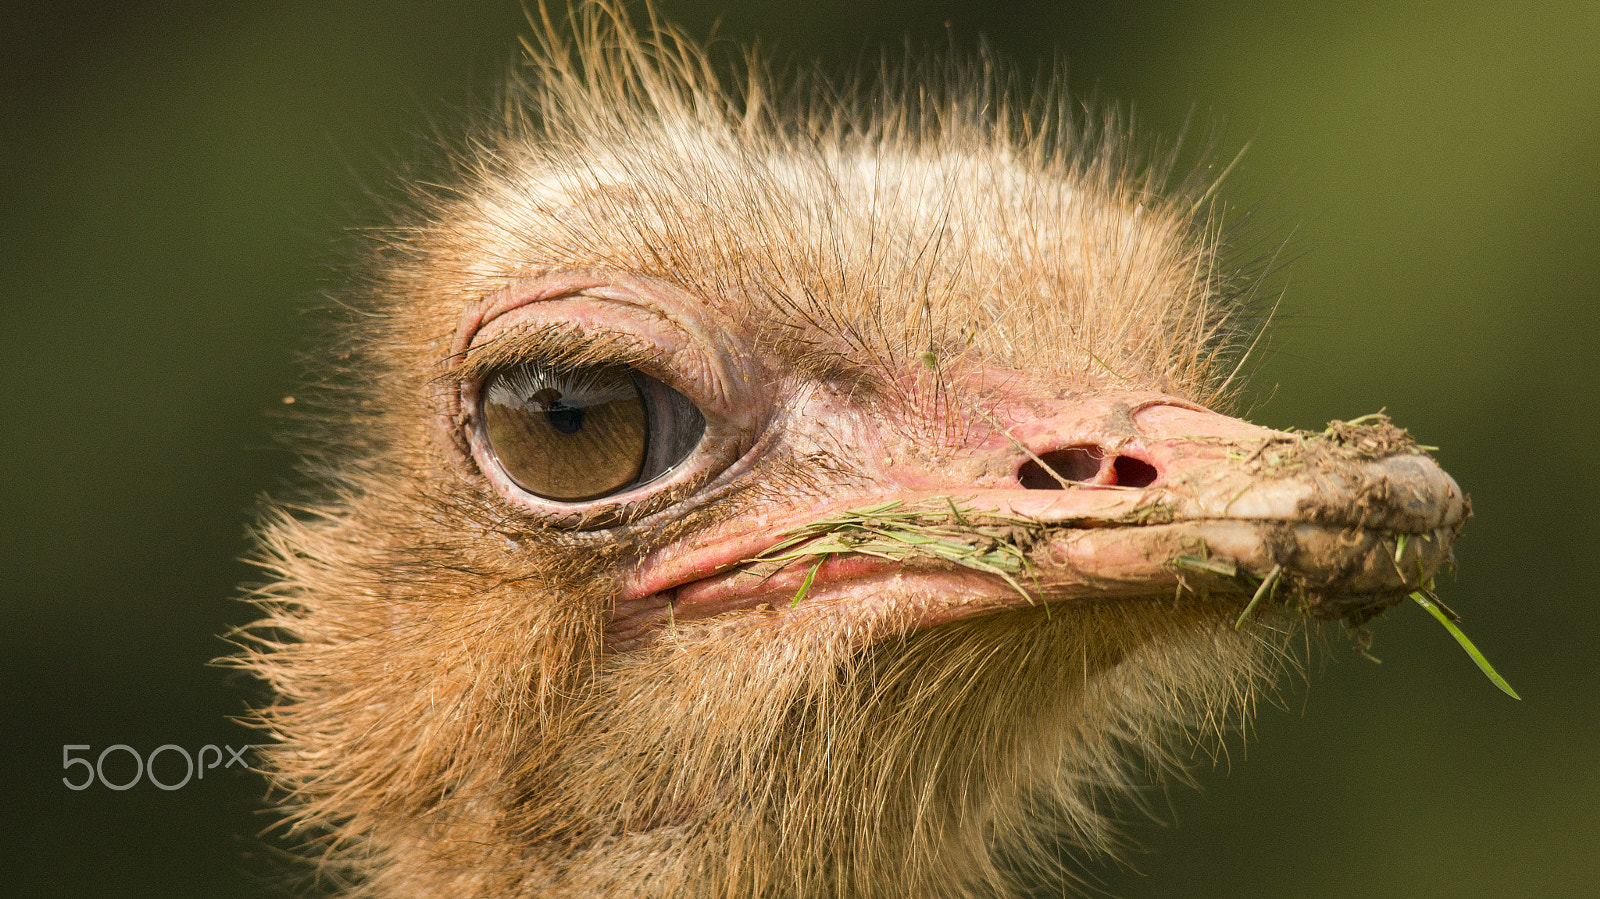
[444,324,663,390]
[445,290,731,416]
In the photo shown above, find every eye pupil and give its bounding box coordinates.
[546,405,584,434]
[528,387,586,436]
[532,388,586,435]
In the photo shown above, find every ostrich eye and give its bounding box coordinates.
[481,362,705,502]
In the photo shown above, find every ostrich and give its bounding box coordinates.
[240,5,1469,897]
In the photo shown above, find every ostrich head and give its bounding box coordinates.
[241,6,1468,897]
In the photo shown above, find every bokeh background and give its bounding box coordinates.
[4,1,1596,895]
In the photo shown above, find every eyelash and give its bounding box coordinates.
[448,327,663,392]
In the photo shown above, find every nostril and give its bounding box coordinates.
[1017,448,1160,490]
[1018,446,1103,489]
[1111,455,1159,488]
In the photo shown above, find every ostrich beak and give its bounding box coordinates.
[610,393,1468,650]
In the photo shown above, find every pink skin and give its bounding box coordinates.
[447,275,1469,653]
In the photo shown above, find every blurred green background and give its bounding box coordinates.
[4,1,1596,895]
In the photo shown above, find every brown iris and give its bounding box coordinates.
[483,365,648,501]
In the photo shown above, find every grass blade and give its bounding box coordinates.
[1234,564,1281,629]
[791,555,828,607]
[743,497,1036,607]
[1411,591,1521,700]
[1175,555,1238,577]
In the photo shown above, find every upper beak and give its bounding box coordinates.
[609,393,1468,649]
